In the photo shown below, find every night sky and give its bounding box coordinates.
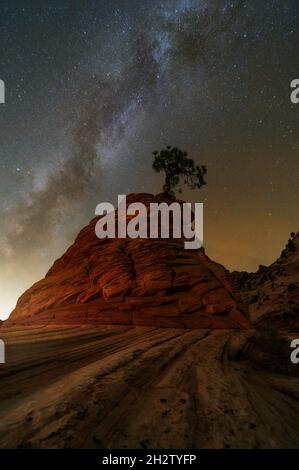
[0,0,298,319]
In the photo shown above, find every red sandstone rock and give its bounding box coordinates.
[4,193,250,329]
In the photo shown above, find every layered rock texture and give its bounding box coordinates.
[1,326,299,449]
[5,193,249,329]
[232,232,299,326]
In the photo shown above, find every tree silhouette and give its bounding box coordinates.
[152,146,207,196]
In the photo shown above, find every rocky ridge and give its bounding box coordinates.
[232,232,299,326]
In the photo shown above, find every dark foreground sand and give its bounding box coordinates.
[0,325,299,449]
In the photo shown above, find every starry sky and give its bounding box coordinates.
[0,0,298,319]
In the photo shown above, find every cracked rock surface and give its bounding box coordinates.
[0,326,299,448]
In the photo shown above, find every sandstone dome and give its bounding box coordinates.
[5,193,250,329]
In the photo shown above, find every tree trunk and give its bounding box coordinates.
[163,174,171,194]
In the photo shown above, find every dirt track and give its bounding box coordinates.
[0,325,299,449]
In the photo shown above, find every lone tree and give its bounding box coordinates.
[152,146,207,196]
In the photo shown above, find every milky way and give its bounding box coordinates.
[0,0,298,318]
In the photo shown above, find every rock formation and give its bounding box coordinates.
[232,232,299,326]
[4,193,250,329]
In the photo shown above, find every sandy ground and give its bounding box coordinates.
[0,325,299,449]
